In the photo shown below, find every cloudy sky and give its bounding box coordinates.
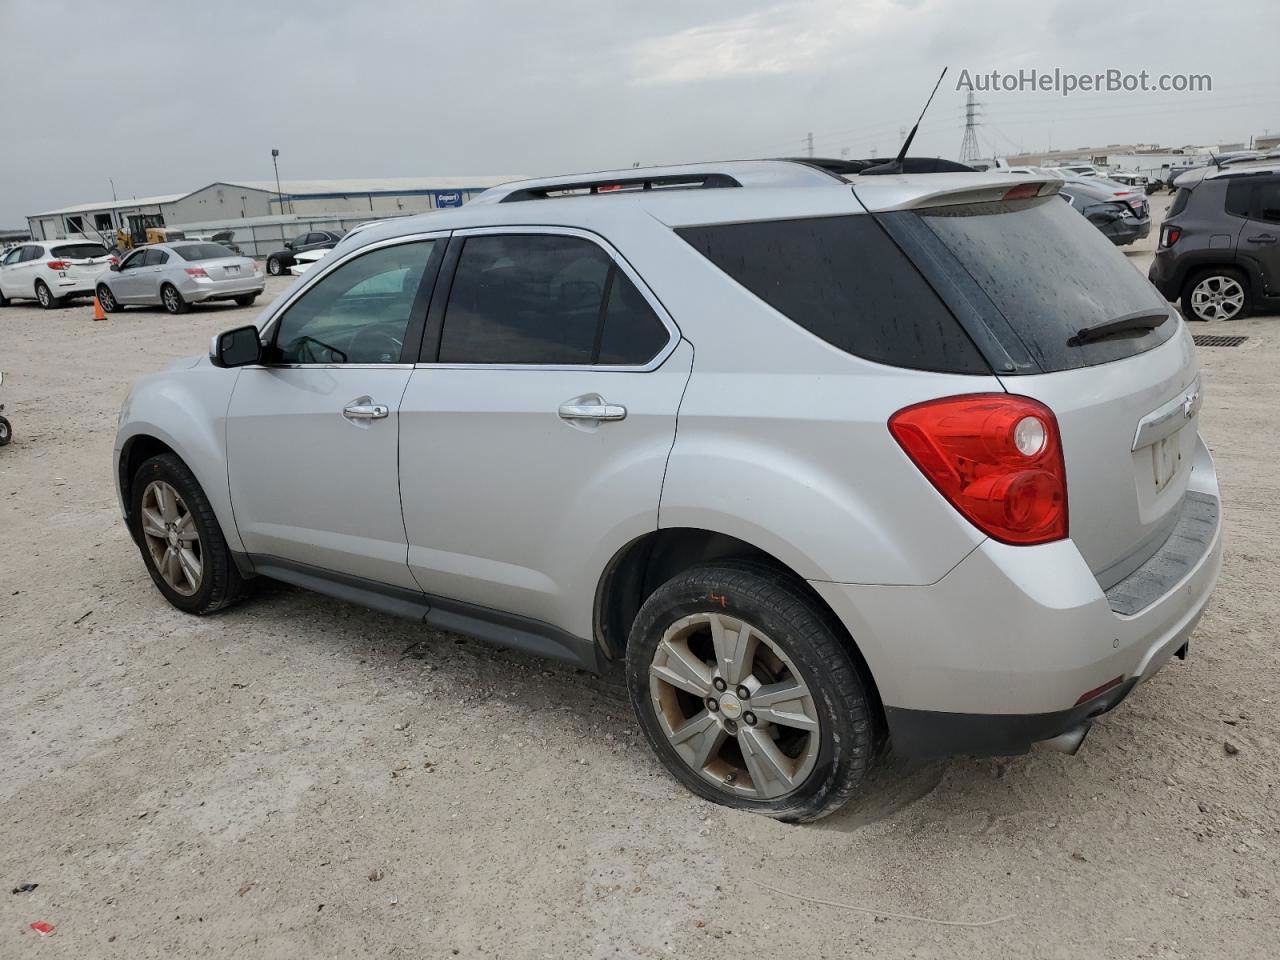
[1,0,1277,227]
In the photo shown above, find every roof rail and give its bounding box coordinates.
[500,171,740,203]
[468,160,846,206]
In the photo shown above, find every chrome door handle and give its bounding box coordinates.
[1247,234,1277,244]
[343,400,389,420]
[558,400,627,422]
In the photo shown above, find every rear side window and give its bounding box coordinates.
[1169,188,1192,217]
[905,196,1174,371]
[51,243,107,259]
[172,243,233,261]
[676,216,988,374]
[438,234,669,366]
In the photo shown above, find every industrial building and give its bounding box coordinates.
[25,176,520,243]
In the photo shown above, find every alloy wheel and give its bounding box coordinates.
[36,284,50,307]
[98,286,116,311]
[648,612,820,801]
[1191,275,1244,321]
[163,287,179,312]
[140,480,203,596]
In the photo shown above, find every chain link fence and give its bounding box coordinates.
[171,212,418,259]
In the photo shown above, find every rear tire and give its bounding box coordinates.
[1182,268,1250,322]
[35,280,59,309]
[97,284,123,313]
[161,283,189,314]
[0,415,11,446]
[266,256,283,276]
[130,453,245,615]
[625,563,878,822]
[233,294,258,307]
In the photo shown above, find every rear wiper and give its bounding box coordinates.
[1068,310,1171,346]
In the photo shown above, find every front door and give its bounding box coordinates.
[226,234,445,588]
[398,229,691,636]
[112,248,151,301]
[0,245,30,297]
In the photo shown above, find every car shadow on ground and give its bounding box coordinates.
[226,578,973,827]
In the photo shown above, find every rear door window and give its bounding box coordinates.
[892,196,1176,372]
[677,216,988,374]
[1255,178,1280,223]
[436,234,669,366]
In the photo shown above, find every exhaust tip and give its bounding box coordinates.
[1042,722,1091,756]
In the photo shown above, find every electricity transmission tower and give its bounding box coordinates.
[959,92,983,163]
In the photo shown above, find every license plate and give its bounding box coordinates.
[1151,431,1183,492]
[224,265,240,275]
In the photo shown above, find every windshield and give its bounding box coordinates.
[899,196,1175,372]
[171,243,234,261]
[51,243,108,260]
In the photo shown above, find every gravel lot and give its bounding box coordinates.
[2,206,1277,958]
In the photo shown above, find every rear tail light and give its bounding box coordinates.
[46,260,69,270]
[1161,225,1182,248]
[184,267,208,278]
[889,394,1068,545]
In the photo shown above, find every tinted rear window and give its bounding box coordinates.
[171,243,233,261]
[905,196,1175,371]
[676,216,988,374]
[51,243,107,259]
[1169,187,1192,217]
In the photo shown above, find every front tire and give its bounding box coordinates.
[161,283,189,314]
[626,564,878,822]
[35,280,59,309]
[1182,268,1250,322]
[266,256,283,276]
[130,453,245,614]
[0,415,11,446]
[97,284,123,313]
[233,294,258,307]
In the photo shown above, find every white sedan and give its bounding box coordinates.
[288,248,331,277]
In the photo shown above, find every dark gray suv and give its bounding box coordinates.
[1149,160,1280,322]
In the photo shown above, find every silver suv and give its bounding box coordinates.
[115,161,1222,822]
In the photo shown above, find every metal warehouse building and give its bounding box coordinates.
[26,176,519,243]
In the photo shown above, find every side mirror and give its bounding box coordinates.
[210,325,262,368]
[109,262,120,271]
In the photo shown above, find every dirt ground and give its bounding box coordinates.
[1,203,1277,959]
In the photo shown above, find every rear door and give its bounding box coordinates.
[226,234,445,587]
[1238,175,1280,293]
[879,192,1200,588]
[397,228,690,634]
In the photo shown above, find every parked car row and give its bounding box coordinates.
[0,239,264,314]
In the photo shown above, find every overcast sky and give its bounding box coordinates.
[1,0,1277,227]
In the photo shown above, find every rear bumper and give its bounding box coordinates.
[1101,217,1151,246]
[51,275,100,296]
[811,434,1222,756]
[181,275,265,302]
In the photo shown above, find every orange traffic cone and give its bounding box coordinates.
[92,294,106,321]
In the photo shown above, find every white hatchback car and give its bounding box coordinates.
[115,160,1222,821]
[0,240,113,308]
